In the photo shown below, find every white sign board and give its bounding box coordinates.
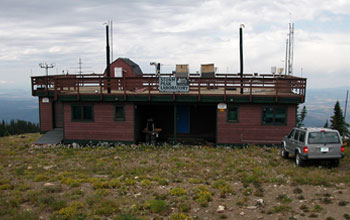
[42,97,50,103]
[159,77,189,92]
[217,103,227,110]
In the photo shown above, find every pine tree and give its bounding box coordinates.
[296,105,307,127]
[330,101,349,136]
[324,120,329,128]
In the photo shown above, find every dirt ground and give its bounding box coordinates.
[0,134,349,220]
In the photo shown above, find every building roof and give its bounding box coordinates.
[118,58,143,75]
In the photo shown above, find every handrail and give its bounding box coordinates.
[31,74,306,101]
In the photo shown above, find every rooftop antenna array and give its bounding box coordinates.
[285,23,294,75]
[39,63,55,76]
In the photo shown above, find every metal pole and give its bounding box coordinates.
[344,90,349,120]
[239,25,244,94]
[285,39,288,75]
[106,24,111,93]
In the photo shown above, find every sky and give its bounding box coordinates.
[0,0,350,91]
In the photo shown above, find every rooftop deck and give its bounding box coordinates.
[31,73,306,103]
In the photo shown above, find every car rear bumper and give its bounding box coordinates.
[300,153,344,160]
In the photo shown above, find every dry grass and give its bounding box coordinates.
[0,133,349,219]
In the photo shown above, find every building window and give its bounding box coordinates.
[262,107,287,125]
[114,105,125,121]
[227,105,239,123]
[71,105,94,121]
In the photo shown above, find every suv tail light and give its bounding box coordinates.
[341,145,345,153]
[303,146,309,153]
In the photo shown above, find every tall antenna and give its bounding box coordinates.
[78,58,82,75]
[39,62,55,76]
[284,39,288,75]
[345,90,349,121]
[109,20,114,62]
[286,23,294,75]
[239,24,245,94]
[105,23,111,94]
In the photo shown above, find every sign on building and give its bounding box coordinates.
[159,77,189,92]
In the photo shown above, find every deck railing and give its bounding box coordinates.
[31,73,306,102]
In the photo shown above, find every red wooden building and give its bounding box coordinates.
[31,58,306,145]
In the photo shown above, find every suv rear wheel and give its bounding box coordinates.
[295,152,305,167]
[280,144,289,159]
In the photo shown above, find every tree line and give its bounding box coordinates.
[324,101,349,137]
[0,120,40,137]
[297,101,349,137]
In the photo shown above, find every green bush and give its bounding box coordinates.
[115,213,142,220]
[170,187,187,196]
[170,213,193,220]
[146,199,169,214]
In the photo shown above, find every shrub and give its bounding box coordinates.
[268,205,289,214]
[170,187,187,196]
[0,183,13,190]
[60,177,81,187]
[276,194,292,204]
[141,179,152,187]
[170,213,193,220]
[93,199,119,216]
[13,210,39,220]
[34,174,50,182]
[194,186,212,207]
[146,199,169,214]
[212,180,233,197]
[115,213,142,220]
[58,201,84,218]
[188,178,203,184]
[178,202,191,212]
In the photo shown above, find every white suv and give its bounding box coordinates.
[281,127,345,167]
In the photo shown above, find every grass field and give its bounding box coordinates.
[0,133,350,220]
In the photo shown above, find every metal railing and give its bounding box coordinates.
[31,73,306,102]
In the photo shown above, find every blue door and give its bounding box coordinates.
[177,106,190,134]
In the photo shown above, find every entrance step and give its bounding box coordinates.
[33,128,63,145]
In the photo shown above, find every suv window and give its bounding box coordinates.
[299,132,306,143]
[293,130,300,141]
[308,132,341,144]
[289,129,296,139]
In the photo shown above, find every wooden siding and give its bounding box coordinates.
[64,102,134,142]
[54,101,64,128]
[39,97,53,132]
[217,104,296,144]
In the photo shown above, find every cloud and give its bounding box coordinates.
[0,0,349,89]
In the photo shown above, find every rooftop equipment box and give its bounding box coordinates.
[201,64,215,78]
[176,64,189,78]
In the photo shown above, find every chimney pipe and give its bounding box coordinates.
[106,24,111,93]
[239,24,244,94]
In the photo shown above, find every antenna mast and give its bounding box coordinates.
[78,58,82,75]
[109,20,114,62]
[345,90,349,121]
[286,23,294,75]
[39,62,55,76]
